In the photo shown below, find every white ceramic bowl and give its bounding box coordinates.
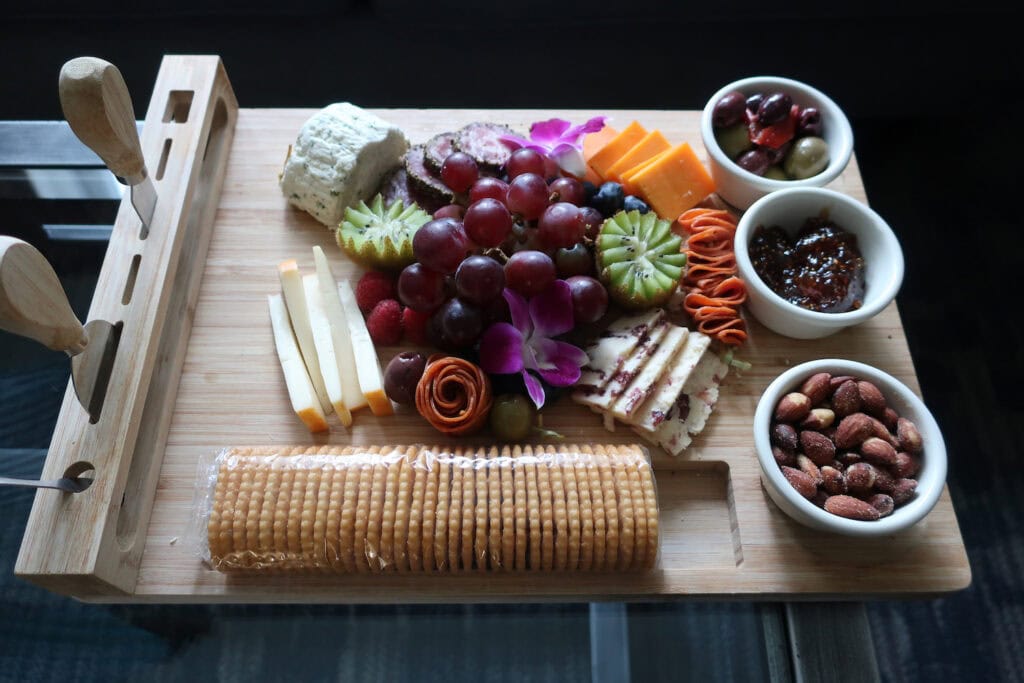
[701,76,854,209]
[735,187,904,339]
[755,359,946,537]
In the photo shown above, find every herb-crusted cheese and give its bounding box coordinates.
[280,103,409,228]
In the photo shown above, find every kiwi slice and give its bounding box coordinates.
[595,210,687,310]
[336,194,431,270]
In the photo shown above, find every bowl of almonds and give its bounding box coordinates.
[754,359,946,536]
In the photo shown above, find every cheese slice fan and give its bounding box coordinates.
[0,237,119,422]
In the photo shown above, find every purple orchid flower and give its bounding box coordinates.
[500,116,607,178]
[478,281,590,409]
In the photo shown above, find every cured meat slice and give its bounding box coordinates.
[404,145,454,205]
[424,132,458,173]
[376,166,445,215]
[453,122,517,169]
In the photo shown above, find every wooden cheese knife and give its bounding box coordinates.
[0,237,119,422]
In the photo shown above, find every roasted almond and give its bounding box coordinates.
[800,430,836,466]
[772,445,797,467]
[857,381,886,417]
[771,423,799,452]
[882,407,900,431]
[781,466,818,500]
[867,493,895,518]
[825,495,881,521]
[800,408,836,431]
[892,452,920,479]
[897,418,924,454]
[829,459,846,472]
[797,454,824,485]
[861,437,898,467]
[821,466,847,495]
[774,392,812,423]
[837,451,862,467]
[868,416,900,448]
[800,372,832,405]
[846,462,877,493]
[834,413,874,449]
[831,380,862,417]
[892,478,918,506]
[829,375,856,392]
[874,467,897,495]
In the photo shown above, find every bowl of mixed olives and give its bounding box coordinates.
[701,76,853,210]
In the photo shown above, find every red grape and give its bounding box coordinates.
[398,263,447,313]
[434,204,465,220]
[412,218,470,273]
[506,173,549,221]
[538,202,585,249]
[464,198,513,248]
[505,250,556,298]
[506,149,546,179]
[542,155,559,180]
[438,297,483,348]
[456,255,505,305]
[555,243,593,277]
[580,206,604,240]
[548,177,585,206]
[441,152,479,193]
[566,275,608,323]
[469,177,510,205]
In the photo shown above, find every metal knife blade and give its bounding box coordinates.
[71,319,120,422]
[130,174,158,230]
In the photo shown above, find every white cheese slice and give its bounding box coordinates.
[313,246,368,412]
[610,325,688,422]
[277,259,332,415]
[337,280,394,416]
[629,331,712,433]
[303,274,353,427]
[573,320,670,412]
[267,294,329,433]
[280,103,409,228]
[645,353,730,456]
[575,308,665,394]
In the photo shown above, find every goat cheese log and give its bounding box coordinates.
[280,103,409,228]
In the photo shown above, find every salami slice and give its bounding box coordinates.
[453,122,517,169]
[376,167,413,206]
[424,132,458,173]
[404,145,454,205]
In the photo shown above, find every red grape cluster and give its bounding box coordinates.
[395,147,611,350]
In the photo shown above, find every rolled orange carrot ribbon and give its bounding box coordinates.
[415,355,493,436]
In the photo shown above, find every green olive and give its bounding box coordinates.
[783,136,829,179]
[763,165,790,181]
[715,123,753,160]
[490,394,535,442]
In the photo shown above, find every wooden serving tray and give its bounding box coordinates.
[17,57,970,602]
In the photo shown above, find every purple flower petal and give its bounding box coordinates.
[532,337,587,386]
[529,280,574,338]
[521,370,546,409]
[549,144,587,178]
[479,323,525,374]
[528,118,572,146]
[499,134,532,150]
[561,116,608,145]
[503,288,532,336]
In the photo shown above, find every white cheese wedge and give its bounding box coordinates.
[575,308,665,394]
[313,246,368,413]
[280,103,409,228]
[337,280,393,416]
[303,274,353,427]
[629,331,713,433]
[643,353,730,456]
[277,259,332,414]
[573,320,670,413]
[267,294,329,433]
[610,325,688,422]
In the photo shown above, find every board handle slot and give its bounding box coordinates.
[121,254,141,305]
[155,138,172,181]
[162,90,193,123]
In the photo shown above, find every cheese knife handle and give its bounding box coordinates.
[59,57,147,184]
[0,237,87,354]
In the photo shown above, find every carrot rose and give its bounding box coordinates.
[415,355,492,436]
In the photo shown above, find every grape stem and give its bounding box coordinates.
[483,247,509,264]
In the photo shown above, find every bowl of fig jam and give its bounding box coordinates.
[735,187,903,339]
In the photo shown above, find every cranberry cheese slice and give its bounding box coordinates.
[572,320,670,413]
[574,309,665,395]
[629,331,712,433]
[609,325,689,422]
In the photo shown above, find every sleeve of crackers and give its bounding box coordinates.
[200,444,659,574]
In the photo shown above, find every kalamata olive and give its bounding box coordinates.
[712,90,747,128]
[783,136,830,179]
[797,107,823,137]
[736,149,771,176]
[383,351,427,405]
[757,92,794,126]
[764,165,790,181]
[745,93,765,114]
[715,123,754,160]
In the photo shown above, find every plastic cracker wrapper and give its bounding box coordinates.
[192,444,660,574]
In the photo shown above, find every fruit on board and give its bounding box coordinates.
[595,209,686,310]
[489,394,535,442]
[336,194,431,270]
[383,351,427,405]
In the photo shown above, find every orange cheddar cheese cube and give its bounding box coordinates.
[605,131,671,182]
[587,121,647,181]
[629,143,716,220]
[620,149,669,195]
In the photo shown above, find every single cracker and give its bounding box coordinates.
[611,447,635,572]
[512,446,528,571]
[422,449,439,572]
[407,449,427,572]
[463,450,479,572]
[325,460,346,573]
[245,461,269,567]
[638,450,660,569]
[433,452,451,572]
[536,449,554,572]
[562,449,581,572]
[338,450,361,573]
[486,446,502,571]
[301,456,323,571]
[258,457,283,562]
[313,454,334,572]
[217,459,242,564]
[447,450,464,573]
[499,446,514,572]
[287,465,308,563]
[572,454,592,572]
[365,449,388,572]
[232,462,256,569]
[273,464,295,563]
[352,448,377,573]
[379,448,404,572]
[524,448,541,571]
[207,460,228,563]
[392,447,415,573]
[581,445,604,571]
[595,445,619,572]
[473,449,490,572]
[548,446,569,572]
[623,449,647,571]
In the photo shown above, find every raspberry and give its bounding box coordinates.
[355,270,397,315]
[402,307,430,345]
[365,299,403,346]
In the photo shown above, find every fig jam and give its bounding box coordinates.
[748,217,865,313]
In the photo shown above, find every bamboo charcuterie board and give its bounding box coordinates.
[16,58,970,602]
